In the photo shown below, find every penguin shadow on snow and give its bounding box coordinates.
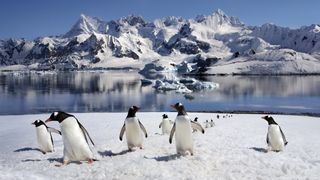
[14,147,42,153]
[98,150,132,157]
[249,147,268,153]
[145,154,181,162]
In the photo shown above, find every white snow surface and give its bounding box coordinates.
[0,112,320,179]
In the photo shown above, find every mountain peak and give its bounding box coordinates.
[214,9,226,16]
[119,15,146,26]
[64,14,106,38]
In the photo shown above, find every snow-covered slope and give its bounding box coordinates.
[0,112,319,179]
[0,9,320,74]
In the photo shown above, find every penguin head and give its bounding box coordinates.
[162,114,168,119]
[171,102,187,116]
[194,117,198,122]
[127,106,140,118]
[45,111,72,123]
[261,115,278,125]
[31,119,46,127]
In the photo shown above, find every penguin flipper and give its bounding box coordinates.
[77,120,95,146]
[169,123,176,144]
[191,121,205,134]
[279,127,288,145]
[159,122,162,128]
[266,134,269,145]
[119,123,126,141]
[138,120,148,138]
[47,127,61,135]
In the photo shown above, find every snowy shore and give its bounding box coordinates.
[0,112,319,179]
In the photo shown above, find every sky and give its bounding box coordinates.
[0,0,319,40]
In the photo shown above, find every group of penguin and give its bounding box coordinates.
[31,102,288,166]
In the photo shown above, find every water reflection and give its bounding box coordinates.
[0,71,319,115]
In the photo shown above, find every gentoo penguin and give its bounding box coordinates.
[32,119,61,154]
[169,103,204,156]
[159,114,173,135]
[191,117,200,132]
[45,111,95,166]
[262,115,288,152]
[210,119,215,127]
[205,120,210,128]
[119,106,148,151]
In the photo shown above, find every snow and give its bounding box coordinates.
[0,112,319,179]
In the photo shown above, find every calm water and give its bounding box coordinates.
[1,71,320,115]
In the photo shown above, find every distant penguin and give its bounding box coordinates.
[159,114,173,135]
[205,120,210,128]
[169,103,204,155]
[119,106,148,151]
[210,119,215,127]
[32,119,61,154]
[192,117,199,132]
[45,111,95,166]
[217,115,219,119]
[262,115,288,152]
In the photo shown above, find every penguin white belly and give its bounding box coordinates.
[61,117,93,161]
[175,116,193,154]
[268,125,284,151]
[162,120,172,134]
[36,126,53,152]
[125,117,143,148]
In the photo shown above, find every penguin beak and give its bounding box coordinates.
[45,118,52,123]
[31,122,35,125]
[170,104,175,109]
[261,116,267,120]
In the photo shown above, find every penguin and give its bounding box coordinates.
[205,120,210,128]
[119,106,148,151]
[159,114,173,135]
[216,115,219,119]
[191,117,200,132]
[31,119,61,154]
[262,115,288,152]
[169,103,204,156]
[210,119,215,127]
[45,111,95,166]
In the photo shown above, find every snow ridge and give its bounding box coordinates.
[0,10,320,74]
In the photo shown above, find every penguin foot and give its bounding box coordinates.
[87,159,93,164]
[55,160,69,167]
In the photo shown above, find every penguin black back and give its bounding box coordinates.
[262,115,278,125]
[127,106,140,118]
[171,103,187,116]
[48,111,73,123]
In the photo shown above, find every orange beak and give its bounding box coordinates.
[45,118,52,123]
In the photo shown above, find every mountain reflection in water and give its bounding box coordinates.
[0,71,319,115]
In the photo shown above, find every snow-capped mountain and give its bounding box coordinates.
[0,9,319,74]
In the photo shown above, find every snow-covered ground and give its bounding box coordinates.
[0,112,319,179]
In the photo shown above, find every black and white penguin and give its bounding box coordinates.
[217,115,219,119]
[205,120,210,128]
[159,114,173,135]
[32,119,61,154]
[119,106,148,151]
[262,115,288,152]
[169,103,204,155]
[45,111,95,166]
[192,117,199,132]
[210,119,215,127]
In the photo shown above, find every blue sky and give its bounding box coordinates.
[0,0,319,39]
